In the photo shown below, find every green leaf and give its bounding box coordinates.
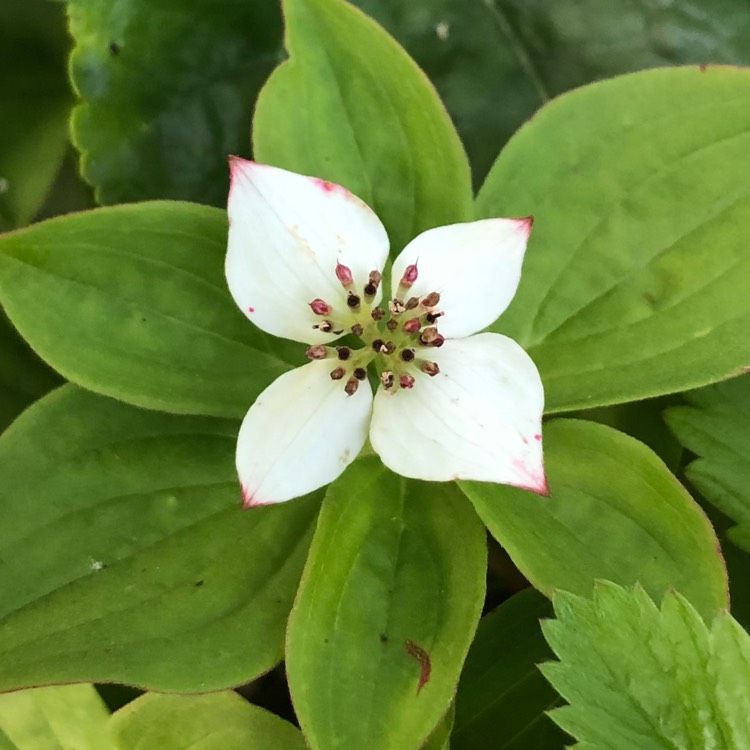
[67,0,281,207]
[477,66,750,412]
[0,684,113,749]
[360,0,750,190]
[0,0,71,230]
[665,375,750,552]
[541,581,750,749]
[421,703,454,750]
[453,588,566,750]
[0,385,319,692]
[351,0,541,189]
[460,419,728,622]
[0,310,61,433]
[0,202,296,418]
[253,0,472,254]
[497,0,750,96]
[286,457,486,750]
[110,692,305,750]
[571,395,684,473]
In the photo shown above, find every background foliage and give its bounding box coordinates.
[1,0,750,748]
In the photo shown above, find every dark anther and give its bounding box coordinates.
[313,320,334,333]
[383,341,396,354]
[425,311,444,324]
[421,291,441,308]
[405,296,420,310]
[364,270,382,297]
[344,377,359,396]
[380,371,394,389]
[353,367,367,380]
[371,307,386,321]
[372,338,384,352]
[337,346,351,360]
[351,323,364,337]
[420,361,440,376]
[330,367,346,380]
[400,348,416,362]
[386,319,398,331]
[347,292,361,308]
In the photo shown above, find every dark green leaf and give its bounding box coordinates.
[665,375,750,552]
[253,0,472,254]
[0,385,319,692]
[0,309,61,433]
[352,0,541,189]
[453,588,566,750]
[461,419,728,621]
[498,0,750,96]
[0,202,297,417]
[0,0,71,230]
[287,457,486,750]
[67,0,282,206]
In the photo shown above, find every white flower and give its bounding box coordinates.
[226,157,547,505]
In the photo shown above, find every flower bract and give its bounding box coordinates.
[226,157,547,505]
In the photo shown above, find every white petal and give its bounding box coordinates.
[391,218,532,339]
[370,333,547,493]
[237,360,373,505]
[226,158,389,344]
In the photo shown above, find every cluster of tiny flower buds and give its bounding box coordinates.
[308,261,443,395]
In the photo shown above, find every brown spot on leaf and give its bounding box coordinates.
[404,639,431,693]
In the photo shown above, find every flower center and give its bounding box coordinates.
[305,263,442,395]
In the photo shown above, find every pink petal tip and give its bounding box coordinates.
[240,483,271,509]
[516,215,534,233]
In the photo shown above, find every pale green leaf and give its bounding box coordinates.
[541,581,750,749]
[253,0,472,254]
[477,66,750,412]
[0,684,112,750]
[287,457,486,750]
[0,203,297,418]
[666,375,750,552]
[110,692,305,750]
[460,419,728,622]
[0,385,319,692]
